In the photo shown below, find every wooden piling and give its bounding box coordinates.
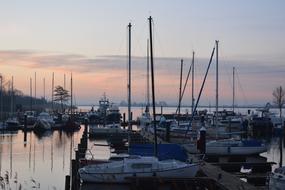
[65,175,70,190]
[71,159,77,190]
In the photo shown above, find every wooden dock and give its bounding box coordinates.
[140,129,270,190]
[200,162,257,190]
[67,127,271,190]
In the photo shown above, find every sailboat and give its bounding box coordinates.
[79,155,199,183]
[5,77,20,130]
[62,73,80,131]
[137,39,151,127]
[184,42,267,156]
[78,17,199,183]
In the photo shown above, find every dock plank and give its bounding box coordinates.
[201,162,258,190]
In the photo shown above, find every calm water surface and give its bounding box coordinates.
[0,106,284,189]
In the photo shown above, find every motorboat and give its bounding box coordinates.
[184,138,267,156]
[87,95,121,125]
[25,111,37,125]
[106,104,121,124]
[78,155,199,183]
[89,123,127,138]
[269,166,285,190]
[87,110,101,124]
[33,112,55,131]
[34,118,52,131]
[0,122,7,130]
[5,116,20,130]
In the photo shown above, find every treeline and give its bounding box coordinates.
[0,75,71,120]
[0,88,48,113]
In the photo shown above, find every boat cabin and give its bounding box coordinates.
[123,156,158,172]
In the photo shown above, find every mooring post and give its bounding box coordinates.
[71,159,76,190]
[65,175,70,190]
[24,114,27,131]
[123,113,126,129]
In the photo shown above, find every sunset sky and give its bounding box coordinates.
[0,0,284,106]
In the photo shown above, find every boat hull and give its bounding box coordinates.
[89,125,127,138]
[269,175,285,190]
[79,164,199,183]
[184,144,267,156]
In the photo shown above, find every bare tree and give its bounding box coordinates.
[273,86,285,118]
[54,85,70,112]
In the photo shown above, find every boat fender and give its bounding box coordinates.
[227,146,231,153]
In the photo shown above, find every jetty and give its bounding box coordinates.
[65,124,273,190]
[140,129,272,189]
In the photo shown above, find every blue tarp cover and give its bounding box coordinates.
[129,144,188,161]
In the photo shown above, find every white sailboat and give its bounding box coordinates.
[184,138,267,156]
[79,155,199,183]
[137,39,152,127]
[79,17,200,183]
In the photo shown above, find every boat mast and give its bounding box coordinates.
[191,51,195,114]
[146,39,150,112]
[43,78,46,109]
[52,72,54,112]
[34,72,36,103]
[70,73,73,118]
[11,76,14,115]
[30,77,32,111]
[149,16,158,157]
[215,40,219,133]
[43,78,46,101]
[64,73,66,90]
[178,59,183,125]
[232,67,235,112]
[127,22,132,131]
[0,75,2,121]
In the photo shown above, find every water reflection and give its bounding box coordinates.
[0,128,84,190]
[0,115,284,189]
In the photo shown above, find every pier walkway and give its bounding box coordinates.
[139,129,266,190]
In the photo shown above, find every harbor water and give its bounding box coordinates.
[0,106,284,189]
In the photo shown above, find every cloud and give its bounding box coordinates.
[1,50,285,76]
[1,50,285,105]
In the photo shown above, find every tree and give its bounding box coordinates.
[273,86,285,118]
[54,85,70,112]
